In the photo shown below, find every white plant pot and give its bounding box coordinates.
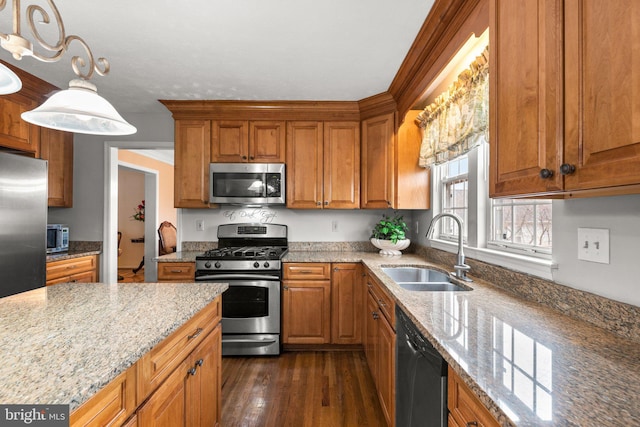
[370,238,410,256]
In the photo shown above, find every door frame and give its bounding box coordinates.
[103,141,175,284]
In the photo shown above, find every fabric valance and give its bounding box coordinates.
[416,46,489,169]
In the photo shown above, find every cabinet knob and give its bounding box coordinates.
[466,422,478,427]
[188,367,197,376]
[560,163,576,175]
[372,311,379,320]
[250,156,254,160]
[242,156,247,160]
[195,358,204,367]
[316,201,321,206]
[539,168,554,179]
[283,285,289,290]
[324,201,328,205]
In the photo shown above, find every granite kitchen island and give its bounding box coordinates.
[0,281,227,423]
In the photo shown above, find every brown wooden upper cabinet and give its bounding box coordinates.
[211,120,285,163]
[361,111,430,209]
[0,94,41,155]
[174,119,211,208]
[490,0,640,198]
[40,127,73,207]
[286,121,360,209]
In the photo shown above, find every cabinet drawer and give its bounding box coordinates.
[448,366,500,427]
[46,255,97,281]
[46,270,97,286]
[137,296,221,403]
[157,262,195,282]
[284,262,331,280]
[70,364,137,427]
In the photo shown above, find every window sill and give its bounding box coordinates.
[429,240,557,280]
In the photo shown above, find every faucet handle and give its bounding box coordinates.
[453,264,473,282]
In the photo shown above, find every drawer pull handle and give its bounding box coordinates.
[170,269,183,273]
[372,311,379,320]
[66,265,77,270]
[297,270,314,274]
[188,327,203,340]
[466,422,478,427]
[378,299,387,307]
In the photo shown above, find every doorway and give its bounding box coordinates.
[103,141,176,284]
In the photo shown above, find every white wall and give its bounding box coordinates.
[552,195,640,307]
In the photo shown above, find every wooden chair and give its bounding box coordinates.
[158,221,177,256]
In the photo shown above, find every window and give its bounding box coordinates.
[431,143,552,259]
[440,155,468,242]
[490,199,552,255]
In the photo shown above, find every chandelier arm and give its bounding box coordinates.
[25,1,65,53]
[63,35,109,79]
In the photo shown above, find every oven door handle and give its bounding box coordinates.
[223,338,278,344]
[196,274,280,281]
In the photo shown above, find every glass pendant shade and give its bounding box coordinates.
[21,79,137,136]
[0,62,22,95]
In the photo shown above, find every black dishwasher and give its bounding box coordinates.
[396,306,448,427]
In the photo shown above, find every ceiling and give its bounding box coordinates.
[1,0,435,115]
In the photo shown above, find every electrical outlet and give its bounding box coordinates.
[331,220,338,232]
[577,227,609,264]
[196,219,205,231]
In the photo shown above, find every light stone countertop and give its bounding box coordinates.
[284,251,640,427]
[0,282,227,411]
[46,250,101,262]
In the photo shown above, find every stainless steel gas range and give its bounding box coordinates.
[195,223,288,356]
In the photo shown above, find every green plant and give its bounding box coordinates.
[370,213,408,243]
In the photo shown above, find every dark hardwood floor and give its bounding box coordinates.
[221,351,387,427]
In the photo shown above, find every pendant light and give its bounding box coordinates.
[21,79,136,136]
[0,62,22,95]
[1,1,136,135]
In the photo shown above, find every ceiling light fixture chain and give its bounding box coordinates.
[0,0,109,80]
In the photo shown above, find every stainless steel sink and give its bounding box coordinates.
[381,266,471,292]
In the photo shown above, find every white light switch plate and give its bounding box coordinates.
[577,227,609,264]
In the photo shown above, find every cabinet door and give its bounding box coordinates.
[489,0,564,197]
[138,359,189,427]
[0,93,40,154]
[40,127,73,207]
[211,120,249,162]
[378,314,396,427]
[286,121,324,209]
[187,324,221,427]
[249,121,285,162]
[563,0,640,191]
[282,279,331,344]
[396,111,430,209]
[324,121,360,208]
[331,263,363,344]
[361,113,394,209]
[365,290,379,386]
[174,120,211,208]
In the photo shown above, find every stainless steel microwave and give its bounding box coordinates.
[47,224,69,254]
[210,163,285,206]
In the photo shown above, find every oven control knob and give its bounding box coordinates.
[253,262,260,268]
[264,262,270,268]
[204,261,212,269]
[214,262,221,269]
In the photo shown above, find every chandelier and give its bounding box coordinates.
[0,0,136,135]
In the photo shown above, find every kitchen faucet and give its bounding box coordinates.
[426,213,472,282]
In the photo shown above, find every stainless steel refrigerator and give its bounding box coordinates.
[0,151,47,298]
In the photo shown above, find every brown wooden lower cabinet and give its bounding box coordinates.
[331,263,363,344]
[138,324,222,427]
[70,297,222,427]
[46,255,98,286]
[448,366,500,427]
[363,270,396,427]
